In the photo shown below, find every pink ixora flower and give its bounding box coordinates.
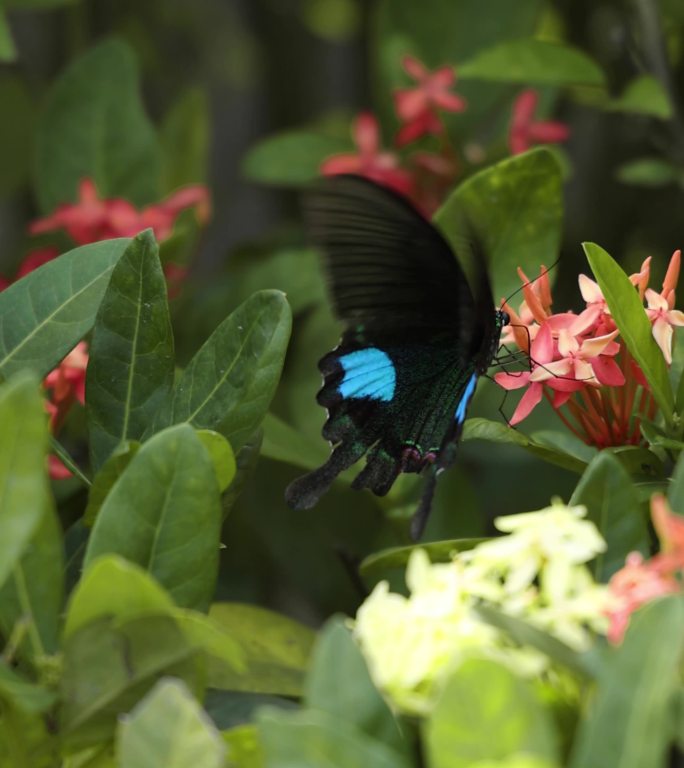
[321,112,414,197]
[394,56,466,147]
[44,341,89,433]
[645,250,684,364]
[508,89,570,155]
[494,250,682,448]
[606,494,684,643]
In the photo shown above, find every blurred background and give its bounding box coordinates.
[3,0,684,625]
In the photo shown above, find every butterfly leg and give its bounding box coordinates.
[284,440,367,510]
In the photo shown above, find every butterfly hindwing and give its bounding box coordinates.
[285,175,504,536]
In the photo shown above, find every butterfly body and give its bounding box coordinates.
[285,175,506,538]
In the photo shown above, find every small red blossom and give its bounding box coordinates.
[30,179,211,245]
[321,112,414,197]
[394,56,466,147]
[48,454,73,481]
[508,89,570,156]
[44,341,88,433]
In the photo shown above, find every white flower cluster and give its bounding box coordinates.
[353,499,610,714]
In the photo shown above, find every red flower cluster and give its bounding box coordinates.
[0,178,211,478]
[495,251,684,447]
[321,56,570,214]
[606,494,684,643]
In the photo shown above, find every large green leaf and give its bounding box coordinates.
[34,38,161,212]
[463,418,587,473]
[157,290,292,453]
[435,149,563,302]
[458,39,605,86]
[583,242,674,420]
[0,238,129,379]
[0,505,63,664]
[243,131,350,186]
[305,619,407,754]
[0,374,50,590]
[84,425,222,611]
[61,615,203,751]
[569,596,684,768]
[425,658,559,768]
[257,708,411,768]
[207,603,315,697]
[608,75,672,119]
[570,452,649,581]
[86,230,174,470]
[117,679,225,768]
[64,556,175,640]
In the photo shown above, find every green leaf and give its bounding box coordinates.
[157,290,292,453]
[64,556,175,640]
[668,451,684,514]
[616,158,680,187]
[207,602,315,697]
[160,88,210,191]
[569,596,684,768]
[0,504,63,664]
[608,75,672,119]
[86,230,174,470]
[0,374,50,590]
[583,242,674,420]
[196,430,236,493]
[83,442,140,526]
[222,725,264,768]
[463,418,587,473]
[61,615,204,751]
[0,11,16,62]
[436,149,563,302]
[475,605,597,680]
[257,708,411,768]
[458,39,605,86]
[570,452,649,581]
[305,619,407,754]
[0,238,130,379]
[425,658,560,768]
[117,678,225,768]
[34,38,161,212]
[84,425,222,611]
[0,663,55,713]
[360,538,486,589]
[171,610,245,675]
[243,131,350,186]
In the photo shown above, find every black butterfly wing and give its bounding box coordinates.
[285,175,500,532]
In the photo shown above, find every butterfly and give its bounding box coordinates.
[284,174,508,539]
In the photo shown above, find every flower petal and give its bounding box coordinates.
[509,382,543,425]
